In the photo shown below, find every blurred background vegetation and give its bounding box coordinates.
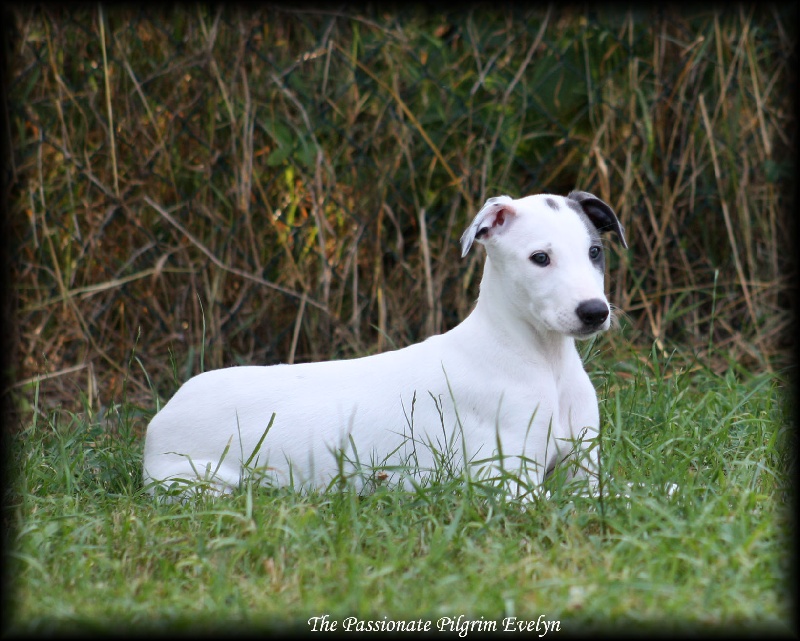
[4,4,796,416]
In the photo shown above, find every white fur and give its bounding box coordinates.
[143,192,627,498]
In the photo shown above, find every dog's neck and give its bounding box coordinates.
[458,262,576,367]
[467,296,575,365]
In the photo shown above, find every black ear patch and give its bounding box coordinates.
[567,191,628,248]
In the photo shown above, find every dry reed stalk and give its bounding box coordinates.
[6,364,89,393]
[288,294,307,365]
[417,207,435,337]
[98,5,119,199]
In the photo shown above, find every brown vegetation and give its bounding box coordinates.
[6,5,796,415]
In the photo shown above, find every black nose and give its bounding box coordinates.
[576,299,609,327]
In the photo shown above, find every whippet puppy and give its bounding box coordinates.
[143,191,627,498]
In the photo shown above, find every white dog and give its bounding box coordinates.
[143,191,627,498]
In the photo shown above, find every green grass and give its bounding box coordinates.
[4,344,793,635]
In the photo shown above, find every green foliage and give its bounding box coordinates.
[4,348,793,634]
[6,6,794,411]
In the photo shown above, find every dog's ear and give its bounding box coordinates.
[460,195,516,257]
[567,191,628,249]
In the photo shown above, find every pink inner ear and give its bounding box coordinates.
[495,211,505,227]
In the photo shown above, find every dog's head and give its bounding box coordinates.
[460,191,627,339]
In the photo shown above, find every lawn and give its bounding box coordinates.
[5,343,792,635]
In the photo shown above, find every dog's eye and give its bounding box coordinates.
[530,252,550,266]
[589,245,602,260]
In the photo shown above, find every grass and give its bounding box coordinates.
[5,341,793,635]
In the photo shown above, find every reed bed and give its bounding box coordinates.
[6,5,795,414]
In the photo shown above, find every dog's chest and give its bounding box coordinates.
[524,349,598,437]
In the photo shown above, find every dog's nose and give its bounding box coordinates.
[576,299,609,327]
